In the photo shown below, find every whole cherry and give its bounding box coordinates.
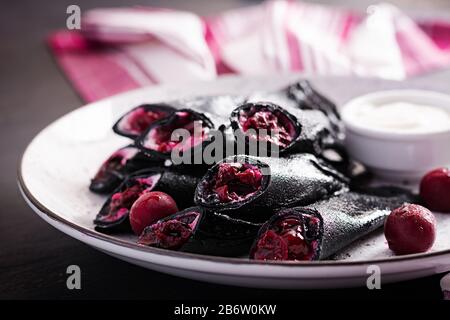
[384,204,436,255]
[420,167,450,212]
[129,191,178,235]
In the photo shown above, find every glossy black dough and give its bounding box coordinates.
[132,95,247,162]
[230,101,339,156]
[89,145,165,195]
[139,206,262,257]
[311,187,417,259]
[112,103,176,139]
[285,80,344,137]
[134,108,216,159]
[194,153,349,223]
[94,168,204,232]
[247,80,342,137]
[252,187,416,261]
[246,82,350,171]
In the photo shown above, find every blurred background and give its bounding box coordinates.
[1,0,450,299]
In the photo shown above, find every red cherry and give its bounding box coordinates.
[129,191,178,235]
[420,167,450,212]
[384,204,436,255]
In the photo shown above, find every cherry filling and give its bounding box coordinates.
[143,111,210,153]
[208,162,263,203]
[138,211,200,250]
[238,106,297,148]
[93,147,138,182]
[251,214,321,261]
[95,175,160,225]
[120,107,169,136]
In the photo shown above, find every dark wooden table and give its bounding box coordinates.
[1,0,449,300]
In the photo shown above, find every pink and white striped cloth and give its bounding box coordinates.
[48,1,450,102]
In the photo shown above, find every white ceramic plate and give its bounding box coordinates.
[18,75,450,289]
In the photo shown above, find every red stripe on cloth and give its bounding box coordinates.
[340,14,361,41]
[55,52,142,102]
[49,31,141,101]
[285,29,303,71]
[47,2,450,103]
[204,18,236,75]
[396,29,450,76]
[419,20,450,51]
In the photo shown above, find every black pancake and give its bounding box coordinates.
[89,145,165,194]
[94,168,204,232]
[247,80,342,136]
[135,108,215,160]
[138,206,261,257]
[230,101,339,157]
[195,153,348,223]
[285,80,343,137]
[112,103,176,139]
[246,82,349,169]
[250,187,416,261]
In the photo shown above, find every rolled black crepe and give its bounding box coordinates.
[138,206,262,257]
[229,101,338,156]
[195,154,348,222]
[248,80,343,138]
[112,103,175,139]
[250,187,416,261]
[130,95,248,167]
[285,80,344,137]
[245,84,350,171]
[135,108,217,160]
[89,145,165,194]
[94,168,203,232]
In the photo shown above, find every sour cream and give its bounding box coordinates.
[343,101,450,134]
[341,90,450,181]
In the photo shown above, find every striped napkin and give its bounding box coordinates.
[48,0,450,102]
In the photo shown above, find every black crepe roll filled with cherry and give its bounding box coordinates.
[285,80,344,137]
[250,187,416,261]
[230,101,340,157]
[194,153,348,223]
[135,109,217,161]
[89,145,165,194]
[247,80,343,138]
[112,103,176,139]
[138,206,262,257]
[94,168,203,232]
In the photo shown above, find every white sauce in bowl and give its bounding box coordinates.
[343,101,450,134]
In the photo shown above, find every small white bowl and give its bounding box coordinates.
[341,90,450,181]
